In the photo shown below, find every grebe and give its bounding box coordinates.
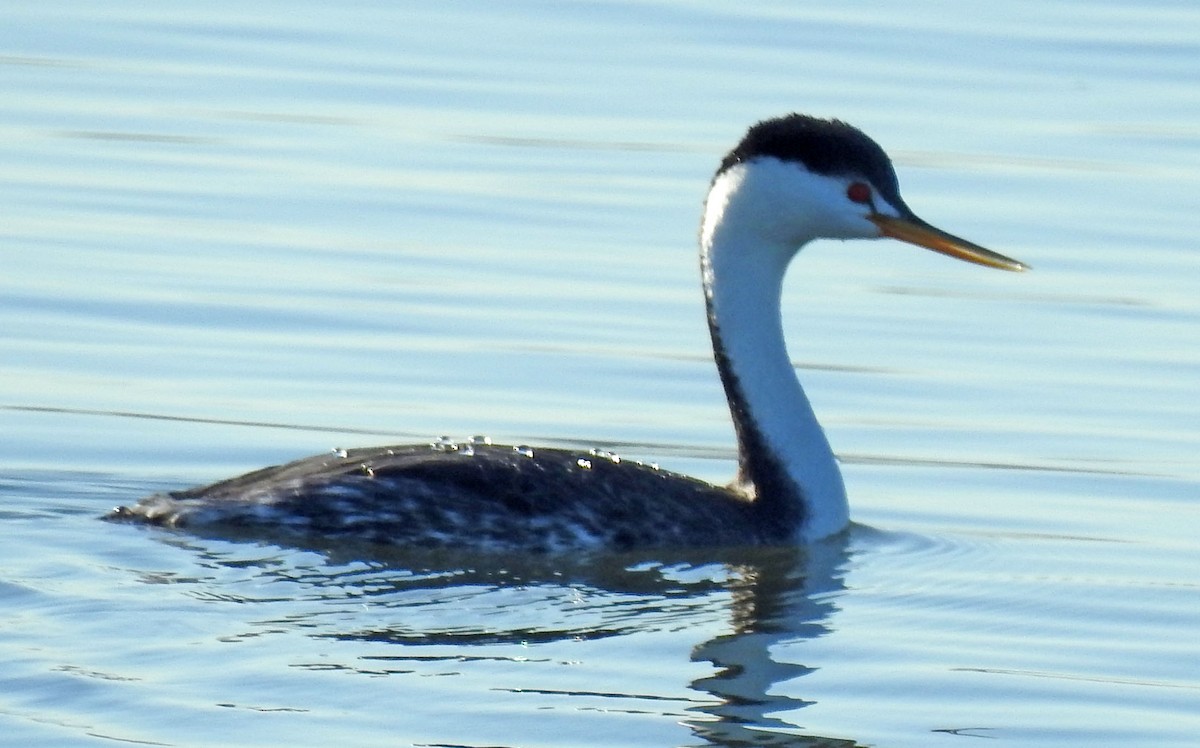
[108,114,1026,551]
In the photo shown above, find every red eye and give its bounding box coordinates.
[846,182,871,204]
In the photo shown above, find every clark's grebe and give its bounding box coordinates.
[108,114,1026,551]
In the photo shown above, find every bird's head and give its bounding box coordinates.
[703,114,1026,272]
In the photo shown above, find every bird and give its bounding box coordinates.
[107,114,1026,552]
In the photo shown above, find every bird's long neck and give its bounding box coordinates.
[699,171,849,542]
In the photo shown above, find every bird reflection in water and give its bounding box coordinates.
[149,531,864,747]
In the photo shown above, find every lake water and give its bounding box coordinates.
[2,1,1198,746]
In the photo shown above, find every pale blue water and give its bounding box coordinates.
[2,1,1198,746]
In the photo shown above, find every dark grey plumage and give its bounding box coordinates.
[109,444,777,551]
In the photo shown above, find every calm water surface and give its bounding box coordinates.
[2,2,1198,746]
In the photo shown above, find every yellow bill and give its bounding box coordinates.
[870,214,1027,272]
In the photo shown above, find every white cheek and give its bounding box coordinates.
[826,199,880,239]
[704,160,893,245]
[839,206,881,238]
[872,197,905,219]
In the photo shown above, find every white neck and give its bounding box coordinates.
[699,163,849,542]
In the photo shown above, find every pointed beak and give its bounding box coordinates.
[870,213,1028,272]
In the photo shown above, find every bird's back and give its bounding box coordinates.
[108,444,770,552]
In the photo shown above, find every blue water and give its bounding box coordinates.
[2,1,1198,746]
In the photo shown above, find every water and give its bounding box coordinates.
[2,1,1198,745]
